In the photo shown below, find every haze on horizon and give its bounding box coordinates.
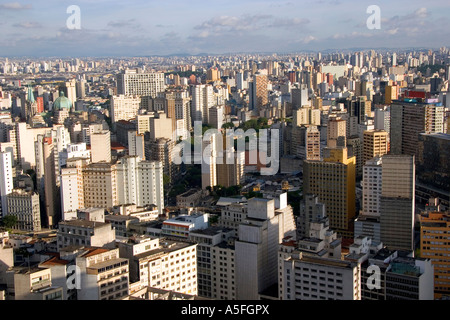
[0,0,449,57]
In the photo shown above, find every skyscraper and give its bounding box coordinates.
[0,152,13,218]
[303,147,356,236]
[380,155,415,251]
[390,98,444,157]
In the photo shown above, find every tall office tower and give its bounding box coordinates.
[327,116,347,147]
[127,131,145,160]
[303,147,356,237]
[374,106,390,135]
[149,112,173,141]
[390,98,444,157]
[420,211,450,299]
[191,84,215,124]
[380,155,415,252]
[236,71,245,90]
[363,129,388,164]
[116,69,165,98]
[250,73,269,111]
[76,79,86,99]
[90,130,111,163]
[116,157,164,215]
[354,157,383,243]
[361,156,383,217]
[416,133,450,208]
[291,85,309,109]
[293,106,320,127]
[76,248,129,300]
[62,79,77,110]
[0,152,13,217]
[189,227,236,299]
[201,133,218,190]
[110,94,141,124]
[235,195,296,300]
[60,158,89,221]
[385,84,398,104]
[297,194,327,238]
[347,96,371,125]
[40,136,59,228]
[208,105,224,130]
[6,189,41,232]
[83,162,118,210]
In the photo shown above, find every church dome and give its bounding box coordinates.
[53,91,72,110]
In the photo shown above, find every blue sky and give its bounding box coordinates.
[0,0,450,57]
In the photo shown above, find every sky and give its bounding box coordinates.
[0,0,450,57]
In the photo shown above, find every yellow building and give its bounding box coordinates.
[303,147,356,237]
[420,211,450,299]
[363,129,388,164]
[385,85,398,104]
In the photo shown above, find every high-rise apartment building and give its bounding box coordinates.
[116,156,164,215]
[191,84,215,124]
[83,162,118,210]
[250,73,269,111]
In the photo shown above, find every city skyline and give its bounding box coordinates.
[1,0,450,57]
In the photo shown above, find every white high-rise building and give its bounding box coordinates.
[111,94,141,124]
[0,152,13,217]
[361,156,383,217]
[116,156,164,215]
[208,105,224,130]
[191,84,215,124]
[116,69,165,98]
[201,133,218,190]
[235,195,296,300]
[90,130,111,163]
[60,158,89,221]
[127,131,145,160]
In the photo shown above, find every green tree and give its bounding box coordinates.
[1,215,17,229]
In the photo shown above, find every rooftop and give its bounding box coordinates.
[59,219,109,228]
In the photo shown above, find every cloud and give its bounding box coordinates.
[107,19,140,29]
[12,22,42,28]
[0,2,32,10]
[194,14,273,33]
